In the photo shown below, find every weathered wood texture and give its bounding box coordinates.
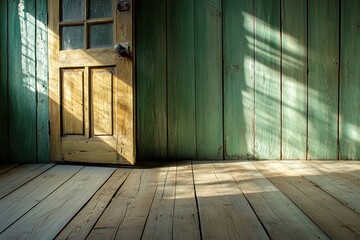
[142,164,176,239]
[2,162,360,238]
[88,168,159,239]
[223,0,255,159]
[8,0,37,162]
[195,0,223,159]
[1,0,359,162]
[173,161,200,240]
[283,161,360,214]
[255,161,360,239]
[0,164,53,199]
[0,166,114,240]
[136,0,167,160]
[0,165,82,233]
[56,168,131,240]
[0,1,9,163]
[193,162,269,239]
[308,0,339,159]
[227,161,329,239]
[167,0,196,159]
[339,0,360,159]
[36,0,50,162]
[0,164,19,175]
[136,0,353,161]
[4,161,360,238]
[1,0,49,163]
[281,0,307,159]
[254,0,281,159]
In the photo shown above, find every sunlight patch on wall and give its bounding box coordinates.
[18,0,36,93]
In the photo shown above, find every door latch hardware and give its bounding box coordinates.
[114,42,131,58]
[117,0,130,12]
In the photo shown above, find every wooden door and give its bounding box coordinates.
[48,0,135,164]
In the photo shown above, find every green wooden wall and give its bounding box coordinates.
[1,0,360,162]
[0,0,49,163]
[136,0,360,160]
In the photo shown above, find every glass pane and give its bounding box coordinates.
[61,0,84,21]
[62,26,84,50]
[89,24,113,48]
[89,0,112,19]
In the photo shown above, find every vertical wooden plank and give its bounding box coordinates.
[0,0,9,162]
[223,0,255,159]
[48,0,61,161]
[115,0,135,164]
[308,0,339,160]
[254,0,281,159]
[195,0,223,159]
[339,0,360,159]
[36,0,50,162]
[167,0,196,159]
[136,0,167,160]
[8,0,37,162]
[281,0,307,159]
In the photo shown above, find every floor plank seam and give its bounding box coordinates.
[0,165,84,236]
[2,161,360,239]
[0,164,20,175]
[171,163,178,239]
[55,167,125,240]
[253,162,339,239]
[191,161,203,240]
[138,169,158,240]
[284,163,360,215]
[229,162,272,239]
[0,164,56,200]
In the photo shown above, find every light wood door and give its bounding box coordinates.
[48,0,135,164]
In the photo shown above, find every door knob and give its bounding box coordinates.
[114,42,131,58]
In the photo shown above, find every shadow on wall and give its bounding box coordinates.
[1,0,360,162]
[136,0,360,161]
[1,0,134,164]
[0,0,49,163]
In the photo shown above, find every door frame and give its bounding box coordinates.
[47,0,136,164]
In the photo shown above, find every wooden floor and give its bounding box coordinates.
[1,161,360,239]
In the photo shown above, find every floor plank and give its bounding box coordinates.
[87,167,160,240]
[0,165,83,233]
[142,163,176,239]
[0,164,54,199]
[0,166,115,240]
[173,161,200,240]
[283,161,360,214]
[255,161,360,240]
[193,161,269,240]
[228,161,329,240]
[0,161,359,239]
[0,164,20,175]
[306,161,360,182]
[56,168,132,240]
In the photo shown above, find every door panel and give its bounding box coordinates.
[49,0,135,164]
[91,67,114,136]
